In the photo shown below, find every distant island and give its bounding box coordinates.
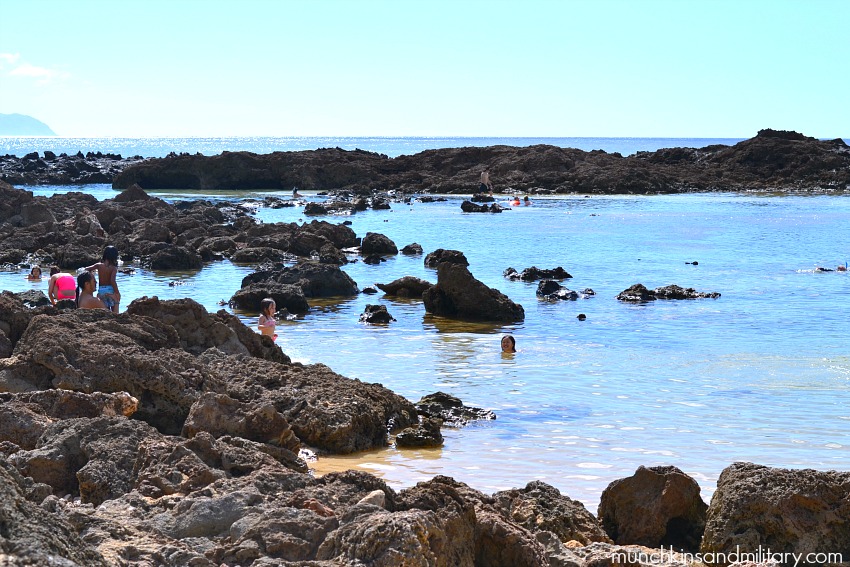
[0,113,57,136]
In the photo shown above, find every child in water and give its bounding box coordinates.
[26,266,42,280]
[258,297,278,340]
[85,245,120,313]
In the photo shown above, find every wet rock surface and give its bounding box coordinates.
[598,465,708,552]
[537,280,579,300]
[358,304,396,324]
[360,231,398,255]
[239,260,359,299]
[415,391,496,427]
[424,247,469,268]
[394,417,444,448]
[461,200,504,213]
[505,266,573,281]
[617,283,721,302]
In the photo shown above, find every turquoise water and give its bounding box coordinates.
[0,135,748,159]
[3,184,849,508]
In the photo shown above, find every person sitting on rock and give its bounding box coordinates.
[501,334,516,353]
[26,266,42,280]
[48,266,77,305]
[258,297,278,340]
[76,272,107,310]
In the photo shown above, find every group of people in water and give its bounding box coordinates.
[27,245,121,312]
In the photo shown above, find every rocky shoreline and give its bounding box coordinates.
[2,129,848,194]
[2,289,848,566]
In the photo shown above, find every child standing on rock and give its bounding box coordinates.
[85,245,121,313]
[258,297,278,340]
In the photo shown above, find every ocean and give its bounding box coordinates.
[1,136,848,509]
[0,135,749,159]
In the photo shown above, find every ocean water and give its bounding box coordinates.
[0,135,748,159]
[2,182,848,509]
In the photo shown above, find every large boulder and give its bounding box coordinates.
[598,465,708,552]
[148,244,203,270]
[229,282,310,315]
[423,262,525,322]
[360,232,398,255]
[424,248,469,268]
[701,462,850,561]
[241,260,358,298]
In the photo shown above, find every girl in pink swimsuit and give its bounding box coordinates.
[48,266,77,305]
[258,297,278,340]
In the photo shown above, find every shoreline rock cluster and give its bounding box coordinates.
[2,290,848,566]
[2,130,848,194]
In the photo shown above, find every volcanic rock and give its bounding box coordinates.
[401,242,423,255]
[414,391,496,427]
[537,280,579,300]
[241,260,358,298]
[505,266,573,281]
[360,232,398,255]
[423,262,525,322]
[376,275,433,298]
[359,304,396,324]
[395,417,444,448]
[701,462,850,560]
[617,283,721,302]
[424,248,469,268]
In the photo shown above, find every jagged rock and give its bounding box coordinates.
[363,254,384,265]
[423,262,525,322]
[0,390,137,450]
[395,417,444,448]
[493,481,612,545]
[424,248,469,268]
[617,283,721,302]
[360,232,398,255]
[376,275,433,298]
[461,200,504,213]
[505,266,572,281]
[701,462,850,560]
[148,244,203,270]
[400,242,423,255]
[414,391,496,427]
[359,304,395,324]
[0,455,109,565]
[598,465,707,552]
[537,280,579,300]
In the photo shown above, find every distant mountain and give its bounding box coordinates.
[0,113,57,136]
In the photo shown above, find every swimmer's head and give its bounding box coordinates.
[501,334,516,353]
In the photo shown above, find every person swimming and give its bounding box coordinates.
[501,334,516,353]
[26,266,42,280]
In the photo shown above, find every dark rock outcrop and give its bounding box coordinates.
[537,280,579,300]
[400,242,423,255]
[598,465,708,552]
[376,275,434,298]
[359,304,396,324]
[423,262,525,322]
[505,266,573,281]
[461,200,504,213]
[617,283,721,302]
[395,417,444,448]
[415,391,496,427]
[229,282,310,315]
[701,462,850,561]
[360,231,398,255]
[241,260,358,298]
[424,248,469,269]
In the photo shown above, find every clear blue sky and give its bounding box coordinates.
[1,0,847,138]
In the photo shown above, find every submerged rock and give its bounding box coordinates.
[617,283,721,302]
[505,266,573,281]
[461,200,504,213]
[415,391,496,427]
[537,280,579,300]
[359,304,396,324]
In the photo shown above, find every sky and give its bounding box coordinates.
[0,0,848,138]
